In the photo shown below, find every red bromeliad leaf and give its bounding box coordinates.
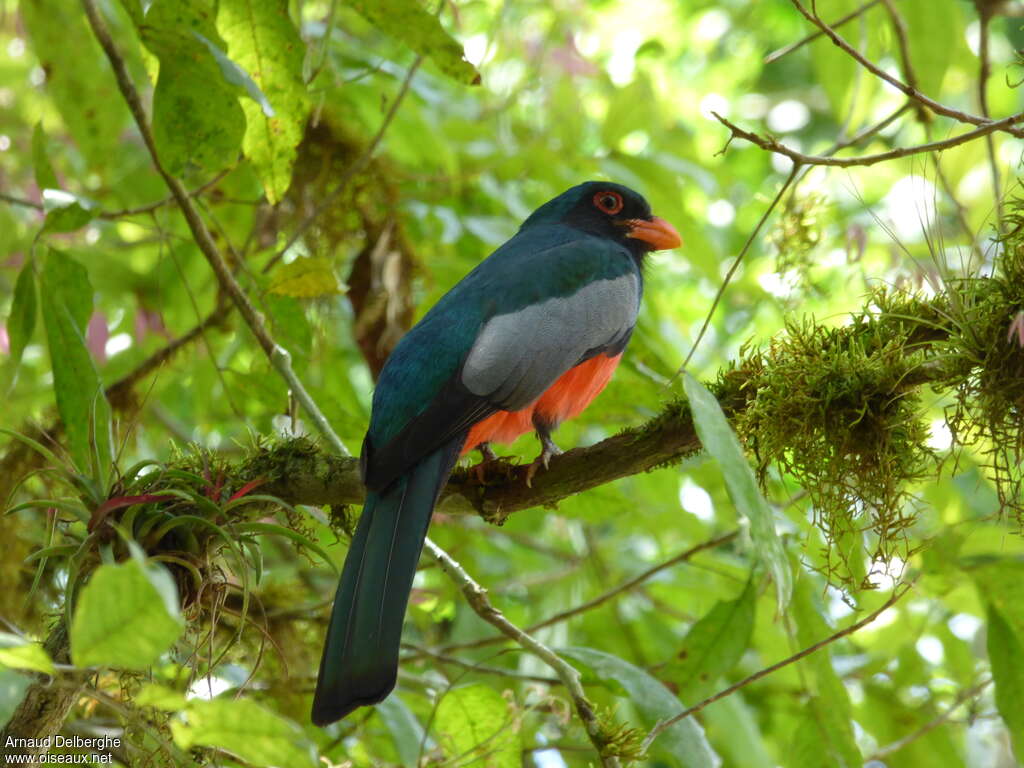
[89,494,175,532]
[227,478,266,502]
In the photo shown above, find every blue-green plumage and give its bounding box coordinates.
[311,182,680,725]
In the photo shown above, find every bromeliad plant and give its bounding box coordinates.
[4,430,335,687]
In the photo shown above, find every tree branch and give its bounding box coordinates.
[712,110,1024,168]
[254,356,953,520]
[81,0,350,457]
[424,539,623,767]
[764,0,883,64]
[791,0,1024,137]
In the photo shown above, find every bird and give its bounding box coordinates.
[311,181,681,725]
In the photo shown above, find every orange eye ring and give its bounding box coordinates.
[593,190,624,215]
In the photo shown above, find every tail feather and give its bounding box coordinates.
[311,441,460,725]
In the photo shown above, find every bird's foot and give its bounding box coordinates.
[470,443,508,484]
[525,435,562,488]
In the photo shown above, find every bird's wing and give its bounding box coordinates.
[363,239,640,490]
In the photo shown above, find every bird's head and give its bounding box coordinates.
[521,181,682,258]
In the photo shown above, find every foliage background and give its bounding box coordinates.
[0,0,1023,766]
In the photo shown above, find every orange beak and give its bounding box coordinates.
[626,216,682,251]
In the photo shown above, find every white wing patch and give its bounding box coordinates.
[461,273,639,410]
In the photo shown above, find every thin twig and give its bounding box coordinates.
[764,0,883,64]
[538,530,736,632]
[678,163,801,374]
[790,0,1024,138]
[822,101,912,156]
[866,678,992,760]
[439,531,738,654]
[0,171,229,220]
[265,55,423,273]
[424,539,623,768]
[305,0,339,86]
[641,583,912,753]
[400,642,561,685]
[975,3,1004,231]
[711,110,1024,168]
[81,0,349,457]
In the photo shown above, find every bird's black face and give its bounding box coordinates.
[560,182,682,259]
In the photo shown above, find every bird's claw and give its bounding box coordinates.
[470,443,500,484]
[525,438,562,488]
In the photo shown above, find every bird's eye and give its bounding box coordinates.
[593,190,624,215]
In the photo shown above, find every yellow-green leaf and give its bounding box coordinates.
[39,250,111,477]
[218,0,309,203]
[7,258,37,368]
[20,0,130,167]
[171,698,316,768]
[136,683,187,711]
[664,579,756,702]
[684,373,792,610]
[346,0,480,85]
[434,683,520,768]
[789,575,860,768]
[135,0,246,175]
[0,633,55,675]
[987,604,1024,761]
[267,257,343,298]
[71,559,184,669]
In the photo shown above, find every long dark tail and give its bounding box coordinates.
[311,441,461,725]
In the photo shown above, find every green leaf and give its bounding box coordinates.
[376,695,428,767]
[901,0,959,97]
[561,647,719,768]
[789,576,860,768]
[969,558,1024,639]
[346,0,481,85]
[41,189,96,234]
[218,0,309,203]
[136,0,246,175]
[20,0,129,167]
[136,682,187,711]
[0,667,32,730]
[192,31,274,117]
[809,0,859,121]
[39,250,112,478]
[434,683,520,768]
[171,698,317,768]
[0,633,55,675]
[267,257,343,298]
[663,579,756,702]
[31,123,59,191]
[683,374,792,610]
[700,690,775,768]
[41,250,91,330]
[264,295,312,372]
[7,259,37,368]
[986,604,1024,760]
[70,558,184,669]
[602,75,659,149]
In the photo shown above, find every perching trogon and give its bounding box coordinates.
[311,181,681,725]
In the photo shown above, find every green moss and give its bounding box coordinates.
[944,206,1024,522]
[719,315,933,586]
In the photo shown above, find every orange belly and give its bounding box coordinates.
[461,353,622,455]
